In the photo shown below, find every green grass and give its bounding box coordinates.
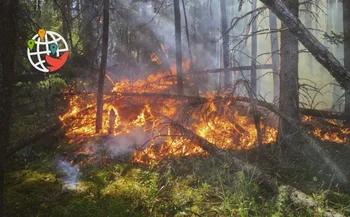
[5,148,350,217]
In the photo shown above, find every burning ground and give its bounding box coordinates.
[59,65,350,165]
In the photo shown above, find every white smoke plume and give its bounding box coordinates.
[57,159,80,190]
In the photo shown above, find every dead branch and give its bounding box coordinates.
[161,115,278,192]
[190,64,273,74]
[301,108,350,120]
[280,186,345,217]
[6,95,121,157]
[6,122,62,157]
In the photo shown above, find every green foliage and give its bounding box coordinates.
[323,31,344,46]
[37,75,68,94]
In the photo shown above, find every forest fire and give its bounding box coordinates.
[60,67,278,164]
[59,65,349,165]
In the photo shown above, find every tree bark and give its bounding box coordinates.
[0,0,19,216]
[277,0,300,148]
[343,0,350,123]
[95,0,110,133]
[174,0,184,95]
[81,0,96,67]
[220,0,232,87]
[269,10,280,101]
[259,0,350,92]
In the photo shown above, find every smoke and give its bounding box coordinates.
[57,159,80,190]
[86,126,164,160]
[298,0,344,111]
[105,0,344,110]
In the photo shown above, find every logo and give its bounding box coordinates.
[27,29,69,73]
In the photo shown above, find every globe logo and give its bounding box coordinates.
[27,29,69,73]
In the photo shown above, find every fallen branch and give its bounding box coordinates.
[190,64,273,74]
[280,186,345,217]
[301,108,350,120]
[162,115,279,193]
[6,95,121,157]
[6,122,62,157]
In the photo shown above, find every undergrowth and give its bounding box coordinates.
[4,143,350,216]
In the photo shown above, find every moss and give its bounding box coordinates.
[5,170,61,217]
[4,152,348,217]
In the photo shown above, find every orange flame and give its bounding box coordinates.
[60,63,349,165]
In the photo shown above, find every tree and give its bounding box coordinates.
[54,0,73,51]
[344,0,350,122]
[259,0,350,92]
[251,0,258,94]
[277,0,299,149]
[269,10,280,100]
[81,0,97,67]
[174,0,184,95]
[0,0,19,216]
[220,0,232,87]
[95,0,110,133]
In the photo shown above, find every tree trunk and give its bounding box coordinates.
[220,0,232,87]
[95,0,110,133]
[259,0,350,92]
[181,0,193,69]
[278,0,300,149]
[269,10,280,101]
[0,1,19,216]
[174,0,184,95]
[343,0,350,123]
[304,1,313,72]
[81,0,95,67]
[251,0,258,94]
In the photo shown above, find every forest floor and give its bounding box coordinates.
[4,132,350,217]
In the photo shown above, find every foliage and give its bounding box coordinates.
[323,31,344,46]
